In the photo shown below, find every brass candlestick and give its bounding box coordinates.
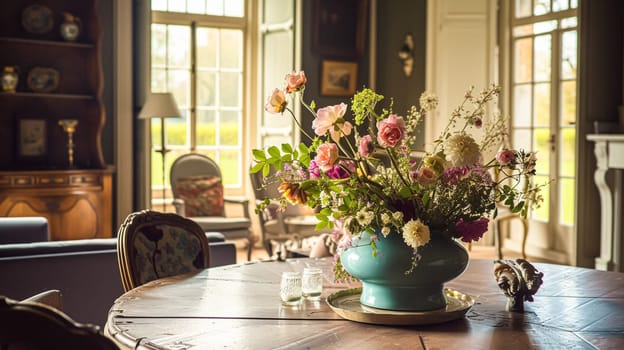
[58,119,78,168]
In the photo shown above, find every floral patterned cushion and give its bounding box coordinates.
[131,224,206,286]
[173,175,224,217]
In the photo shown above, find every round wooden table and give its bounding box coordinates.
[106,258,624,349]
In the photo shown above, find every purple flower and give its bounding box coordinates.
[325,160,355,179]
[456,217,489,243]
[308,160,321,179]
[443,166,470,185]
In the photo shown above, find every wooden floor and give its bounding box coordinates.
[233,239,555,264]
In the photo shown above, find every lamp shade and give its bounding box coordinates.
[138,92,182,119]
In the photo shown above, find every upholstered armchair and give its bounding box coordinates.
[170,153,254,260]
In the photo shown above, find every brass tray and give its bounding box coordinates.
[326,288,474,326]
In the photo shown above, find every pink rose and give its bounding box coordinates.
[456,217,489,243]
[285,71,307,92]
[376,114,406,148]
[496,148,515,166]
[315,142,339,171]
[313,103,352,142]
[264,88,287,114]
[358,135,374,157]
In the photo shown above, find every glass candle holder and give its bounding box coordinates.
[280,271,302,306]
[302,267,323,300]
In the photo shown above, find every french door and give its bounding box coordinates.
[506,0,578,263]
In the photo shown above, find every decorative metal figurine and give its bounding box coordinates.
[58,119,78,168]
[493,258,543,312]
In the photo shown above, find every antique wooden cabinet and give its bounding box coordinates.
[0,0,113,240]
[0,169,113,240]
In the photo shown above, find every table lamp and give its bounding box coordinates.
[139,92,182,211]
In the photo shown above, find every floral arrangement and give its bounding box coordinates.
[252,71,542,277]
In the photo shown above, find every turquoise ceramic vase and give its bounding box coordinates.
[339,228,469,311]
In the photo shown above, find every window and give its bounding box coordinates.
[148,0,249,208]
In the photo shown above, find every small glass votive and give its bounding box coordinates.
[280,271,302,306]
[302,267,323,300]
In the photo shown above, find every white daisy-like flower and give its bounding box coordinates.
[419,91,439,112]
[355,208,374,226]
[381,226,391,237]
[392,211,404,222]
[319,191,331,206]
[444,133,481,167]
[402,219,431,249]
[380,212,391,225]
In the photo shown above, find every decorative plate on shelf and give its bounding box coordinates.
[22,4,54,34]
[27,67,60,93]
[326,288,475,326]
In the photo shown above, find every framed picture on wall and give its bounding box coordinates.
[313,0,368,56]
[17,117,47,160]
[321,60,358,96]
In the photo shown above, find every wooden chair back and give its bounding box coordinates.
[116,210,210,292]
[0,295,119,350]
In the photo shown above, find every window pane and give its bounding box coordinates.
[206,0,224,15]
[151,24,167,66]
[512,129,532,151]
[197,71,217,106]
[559,128,575,177]
[197,110,216,145]
[197,28,218,68]
[167,26,190,67]
[168,0,186,13]
[515,0,532,18]
[559,178,575,225]
[534,34,551,81]
[560,81,576,126]
[553,0,568,12]
[152,0,167,11]
[571,0,578,9]
[561,30,577,79]
[513,84,532,127]
[534,0,550,15]
[514,38,533,83]
[533,175,550,221]
[224,0,244,17]
[167,69,190,107]
[534,128,550,174]
[168,114,188,146]
[220,30,242,69]
[533,83,550,127]
[151,68,167,92]
[561,17,577,29]
[220,149,241,186]
[220,72,241,107]
[220,111,240,146]
[514,21,557,36]
[188,0,206,14]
